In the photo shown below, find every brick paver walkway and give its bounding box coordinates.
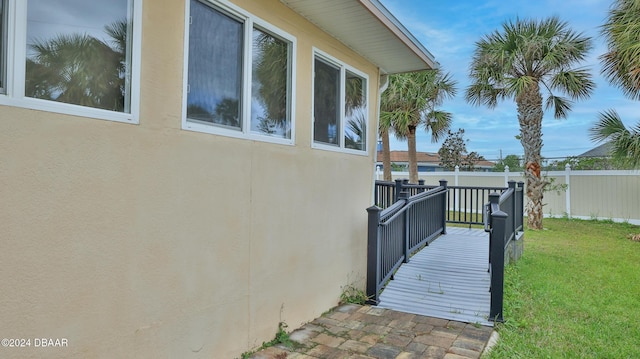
[247,304,495,359]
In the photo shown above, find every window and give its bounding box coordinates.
[0,0,7,93]
[0,0,141,123]
[184,0,295,143]
[313,51,368,153]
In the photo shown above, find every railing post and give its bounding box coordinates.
[366,205,382,305]
[517,182,525,231]
[394,179,403,204]
[418,179,425,193]
[398,191,410,263]
[508,180,516,232]
[440,180,448,234]
[489,208,507,323]
[374,182,379,207]
[488,192,500,266]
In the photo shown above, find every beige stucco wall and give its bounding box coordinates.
[0,0,380,357]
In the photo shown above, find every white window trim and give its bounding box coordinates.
[182,0,297,146]
[0,0,142,124]
[312,48,369,156]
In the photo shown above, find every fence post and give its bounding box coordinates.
[489,207,507,323]
[366,205,382,305]
[504,165,510,187]
[440,179,448,234]
[454,165,460,186]
[565,163,571,218]
[418,179,425,193]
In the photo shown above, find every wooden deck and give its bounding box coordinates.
[376,227,493,326]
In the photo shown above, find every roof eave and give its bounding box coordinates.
[360,0,438,72]
[280,0,437,74]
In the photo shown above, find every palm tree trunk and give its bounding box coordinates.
[407,125,418,184]
[381,128,392,181]
[517,85,547,230]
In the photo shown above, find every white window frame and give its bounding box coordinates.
[312,48,369,155]
[0,0,142,124]
[182,0,297,146]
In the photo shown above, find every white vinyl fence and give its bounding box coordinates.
[378,165,640,225]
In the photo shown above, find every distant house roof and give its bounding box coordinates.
[578,143,613,158]
[377,151,495,168]
[280,0,437,73]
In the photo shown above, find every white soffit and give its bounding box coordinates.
[280,0,437,74]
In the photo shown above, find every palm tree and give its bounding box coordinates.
[465,17,594,230]
[590,110,640,168]
[600,0,640,101]
[378,109,394,181]
[590,0,640,170]
[381,69,457,183]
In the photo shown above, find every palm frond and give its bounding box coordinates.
[424,110,453,142]
[550,68,595,100]
[544,95,572,119]
[589,109,627,143]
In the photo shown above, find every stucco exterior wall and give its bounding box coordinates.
[0,0,380,357]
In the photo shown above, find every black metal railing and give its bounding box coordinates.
[375,179,506,226]
[366,180,448,304]
[486,180,524,322]
[374,179,434,209]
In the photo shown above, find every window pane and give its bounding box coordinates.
[25,0,133,112]
[314,58,340,145]
[344,71,367,150]
[187,0,243,130]
[251,28,290,138]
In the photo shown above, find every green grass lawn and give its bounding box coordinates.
[485,217,640,358]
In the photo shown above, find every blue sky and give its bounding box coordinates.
[379,0,637,161]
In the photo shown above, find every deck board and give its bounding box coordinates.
[376,227,494,326]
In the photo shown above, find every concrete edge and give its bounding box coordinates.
[481,330,500,357]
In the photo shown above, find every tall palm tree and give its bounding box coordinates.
[381,69,457,183]
[465,17,594,230]
[378,111,394,181]
[590,0,640,169]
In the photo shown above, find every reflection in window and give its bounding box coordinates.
[251,28,291,139]
[345,71,367,150]
[25,0,134,112]
[314,58,340,146]
[187,0,243,130]
[313,54,368,152]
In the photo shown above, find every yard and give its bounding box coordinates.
[486,217,640,358]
